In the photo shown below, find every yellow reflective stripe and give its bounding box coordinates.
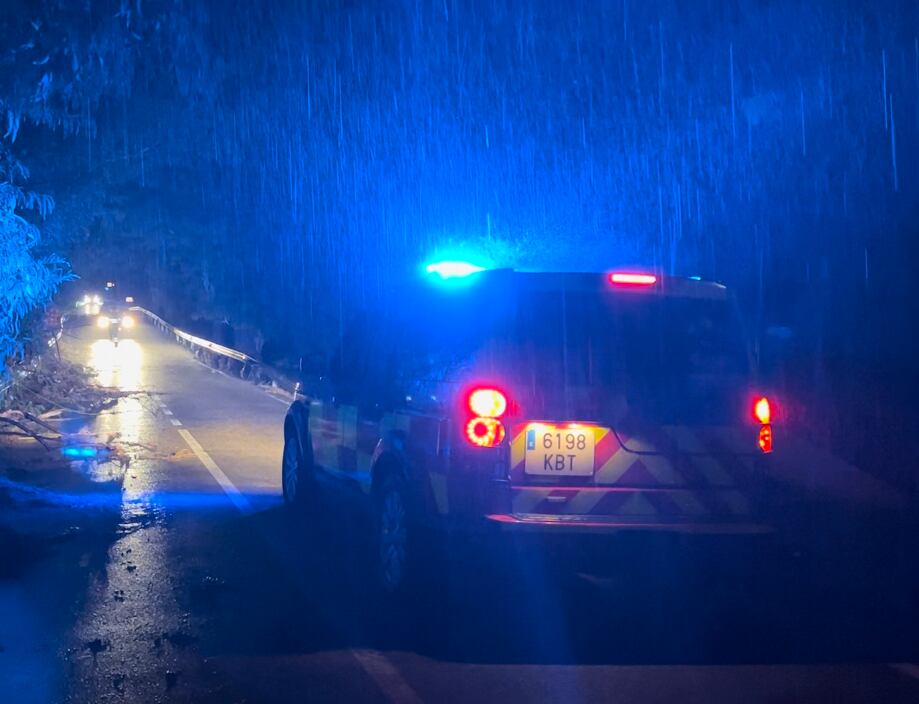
[670,491,708,516]
[691,456,734,486]
[510,428,527,467]
[561,490,607,515]
[594,447,633,482]
[511,488,553,514]
[617,493,658,515]
[640,455,687,485]
[662,426,735,486]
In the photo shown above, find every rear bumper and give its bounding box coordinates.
[456,477,772,536]
[483,512,773,535]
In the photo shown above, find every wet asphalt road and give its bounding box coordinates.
[5,319,919,703]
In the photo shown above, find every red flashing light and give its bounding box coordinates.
[468,387,507,418]
[465,417,505,448]
[758,424,773,453]
[609,272,658,286]
[754,396,771,425]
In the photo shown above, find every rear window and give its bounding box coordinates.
[503,289,750,423]
[394,284,508,385]
[390,278,751,423]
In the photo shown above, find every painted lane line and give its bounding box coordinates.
[163,408,174,415]
[170,418,183,427]
[891,663,919,681]
[176,428,252,514]
[350,650,424,704]
[266,392,292,406]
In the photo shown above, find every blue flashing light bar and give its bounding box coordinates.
[424,260,486,279]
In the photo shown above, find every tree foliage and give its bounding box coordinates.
[0,0,147,376]
[0,149,70,377]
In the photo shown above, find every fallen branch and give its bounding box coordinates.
[20,411,64,436]
[0,430,60,442]
[0,416,52,449]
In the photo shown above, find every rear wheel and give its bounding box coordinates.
[373,475,413,596]
[282,429,308,508]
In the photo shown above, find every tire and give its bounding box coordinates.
[373,474,416,597]
[282,427,311,509]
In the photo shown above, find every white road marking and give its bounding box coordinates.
[170,418,183,426]
[350,650,424,704]
[891,663,919,681]
[163,408,174,416]
[265,392,292,406]
[177,428,251,514]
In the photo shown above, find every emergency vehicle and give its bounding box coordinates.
[282,264,777,593]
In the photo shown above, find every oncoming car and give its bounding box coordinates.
[282,266,777,594]
[76,293,103,316]
[95,302,136,346]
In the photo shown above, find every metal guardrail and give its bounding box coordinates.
[130,307,297,396]
[131,307,253,363]
[3,307,295,405]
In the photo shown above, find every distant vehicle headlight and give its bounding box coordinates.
[97,316,110,329]
[125,296,134,304]
[122,315,135,328]
[93,295,102,305]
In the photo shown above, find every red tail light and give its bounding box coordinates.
[465,417,506,448]
[464,386,509,447]
[753,396,773,453]
[758,425,773,453]
[468,387,507,418]
[753,396,771,424]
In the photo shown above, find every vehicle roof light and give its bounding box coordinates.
[609,272,658,286]
[425,260,486,279]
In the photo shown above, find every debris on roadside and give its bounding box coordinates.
[0,354,148,471]
[1,353,125,418]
